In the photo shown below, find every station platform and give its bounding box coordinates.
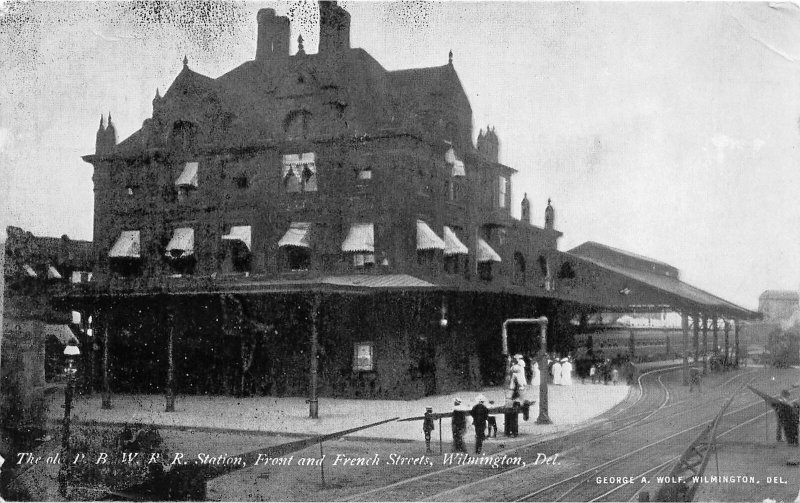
[45,380,630,442]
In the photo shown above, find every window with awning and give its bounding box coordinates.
[221,225,252,251]
[341,223,374,253]
[47,265,62,279]
[45,324,78,345]
[109,230,141,259]
[477,238,502,263]
[416,220,445,251]
[175,162,199,188]
[278,222,312,249]
[342,223,374,268]
[23,264,37,277]
[445,146,465,177]
[165,227,194,258]
[443,226,469,256]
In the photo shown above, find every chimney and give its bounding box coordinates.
[256,8,290,61]
[318,1,350,56]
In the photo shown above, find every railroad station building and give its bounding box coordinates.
[70,1,758,403]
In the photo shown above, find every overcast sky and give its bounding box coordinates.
[2,1,800,309]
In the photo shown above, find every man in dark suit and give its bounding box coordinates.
[451,398,467,453]
[471,395,490,454]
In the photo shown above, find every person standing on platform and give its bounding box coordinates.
[552,358,563,386]
[423,406,435,453]
[561,358,573,386]
[774,390,799,446]
[589,363,597,384]
[471,395,489,454]
[451,398,467,452]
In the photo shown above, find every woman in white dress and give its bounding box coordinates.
[561,357,573,386]
[552,358,562,385]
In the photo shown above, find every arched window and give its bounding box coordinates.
[283,110,312,138]
[170,120,198,151]
[558,261,576,279]
[513,252,526,285]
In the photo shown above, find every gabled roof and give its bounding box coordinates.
[566,244,758,319]
[569,241,678,279]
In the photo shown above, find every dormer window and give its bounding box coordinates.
[282,153,317,193]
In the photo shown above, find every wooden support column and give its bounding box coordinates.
[682,311,689,385]
[309,293,321,418]
[734,320,740,367]
[101,309,112,409]
[165,307,175,413]
[712,316,719,355]
[692,313,700,363]
[724,319,730,367]
[702,315,708,374]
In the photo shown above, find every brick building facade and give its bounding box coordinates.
[75,2,754,400]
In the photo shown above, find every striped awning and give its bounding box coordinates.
[45,324,78,345]
[443,226,469,256]
[278,222,312,249]
[175,162,199,187]
[477,238,502,263]
[341,223,374,253]
[222,225,252,251]
[109,230,141,258]
[165,227,194,258]
[47,266,62,279]
[416,220,445,251]
[445,147,465,177]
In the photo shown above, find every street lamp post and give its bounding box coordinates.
[60,343,80,497]
[501,317,551,425]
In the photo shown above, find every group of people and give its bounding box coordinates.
[548,356,573,386]
[437,395,493,455]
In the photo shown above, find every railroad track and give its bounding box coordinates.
[341,366,760,502]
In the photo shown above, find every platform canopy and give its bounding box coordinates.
[416,220,445,251]
[560,242,758,319]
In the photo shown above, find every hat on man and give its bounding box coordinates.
[454,397,462,405]
[425,406,433,411]
[513,353,523,360]
[475,394,487,403]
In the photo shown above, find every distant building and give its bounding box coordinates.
[2,226,92,439]
[758,290,799,322]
